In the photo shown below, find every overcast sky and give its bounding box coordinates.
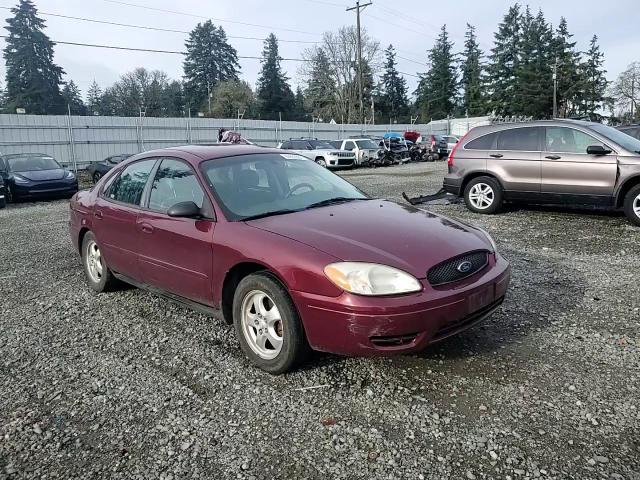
[2,0,638,99]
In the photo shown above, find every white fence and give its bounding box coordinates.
[0,114,491,169]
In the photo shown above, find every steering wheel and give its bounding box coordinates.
[287,182,315,197]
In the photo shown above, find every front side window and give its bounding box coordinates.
[148,159,204,212]
[107,159,156,206]
[5,154,61,172]
[201,153,367,221]
[545,127,602,154]
[496,127,541,151]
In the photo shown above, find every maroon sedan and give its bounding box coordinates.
[69,146,510,373]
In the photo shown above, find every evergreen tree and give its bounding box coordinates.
[460,24,485,116]
[378,45,409,123]
[292,86,307,121]
[61,80,86,115]
[3,0,65,114]
[579,35,608,120]
[256,33,295,120]
[86,80,102,115]
[183,20,240,112]
[552,17,582,117]
[486,5,521,116]
[305,48,336,121]
[513,8,553,118]
[162,80,184,117]
[414,25,457,120]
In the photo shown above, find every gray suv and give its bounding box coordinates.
[443,119,640,226]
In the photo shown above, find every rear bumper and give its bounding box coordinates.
[443,176,463,196]
[291,253,510,356]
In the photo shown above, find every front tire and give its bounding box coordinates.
[463,176,503,214]
[315,157,327,168]
[233,272,309,374]
[623,184,640,227]
[92,171,102,183]
[81,231,119,292]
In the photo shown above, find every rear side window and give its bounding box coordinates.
[496,127,541,151]
[148,158,204,212]
[545,127,602,154]
[107,159,156,205]
[280,141,291,149]
[465,132,497,150]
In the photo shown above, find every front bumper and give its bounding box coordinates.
[292,253,511,356]
[327,157,356,168]
[12,181,78,199]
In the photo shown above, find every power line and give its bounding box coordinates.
[100,0,318,36]
[0,6,321,45]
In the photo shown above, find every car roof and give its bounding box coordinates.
[124,145,286,167]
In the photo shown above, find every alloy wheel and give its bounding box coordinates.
[241,290,284,360]
[634,193,640,218]
[85,240,104,283]
[316,159,327,168]
[469,183,495,210]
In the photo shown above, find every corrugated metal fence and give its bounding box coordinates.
[0,114,491,169]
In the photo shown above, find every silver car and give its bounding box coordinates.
[277,138,356,169]
[443,119,640,226]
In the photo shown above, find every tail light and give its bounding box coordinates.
[448,131,470,167]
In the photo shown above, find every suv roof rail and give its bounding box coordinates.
[289,137,318,140]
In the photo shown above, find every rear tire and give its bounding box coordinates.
[81,231,119,292]
[464,176,503,214]
[623,184,640,227]
[233,272,309,374]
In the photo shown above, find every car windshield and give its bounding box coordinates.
[201,153,368,221]
[589,123,640,154]
[308,140,335,150]
[5,154,61,172]
[355,140,379,149]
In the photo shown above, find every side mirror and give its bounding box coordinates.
[587,145,612,155]
[167,201,201,218]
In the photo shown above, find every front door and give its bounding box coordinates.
[136,158,215,305]
[541,126,617,204]
[487,126,542,199]
[92,158,158,280]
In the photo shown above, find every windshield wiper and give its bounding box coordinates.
[241,209,300,221]
[305,197,367,209]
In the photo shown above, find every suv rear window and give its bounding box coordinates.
[496,127,541,151]
[465,132,497,150]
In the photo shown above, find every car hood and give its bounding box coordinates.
[246,200,492,278]
[14,168,66,181]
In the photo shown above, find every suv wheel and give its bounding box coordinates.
[464,176,503,214]
[623,184,640,227]
[233,272,309,374]
[315,157,327,168]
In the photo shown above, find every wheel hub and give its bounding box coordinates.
[241,290,284,360]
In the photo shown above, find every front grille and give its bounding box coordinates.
[336,152,354,158]
[427,251,489,286]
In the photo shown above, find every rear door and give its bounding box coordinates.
[542,126,617,204]
[93,158,158,280]
[487,126,543,198]
[136,158,215,305]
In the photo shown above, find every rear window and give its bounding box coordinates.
[496,127,541,151]
[465,132,497,150]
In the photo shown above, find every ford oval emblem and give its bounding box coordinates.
[457,261,473,273]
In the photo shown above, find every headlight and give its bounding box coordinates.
[324,262,422,296]
[12,174,29,184]
[476,227,497,253]
[65,171,76,180]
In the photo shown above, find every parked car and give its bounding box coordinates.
[443,119,640,226]
[277,138,355,168]
[0,153,78,202]
[381,133,410,163]
[617,125,640,140]
[424,134,449,159]
[335,138,381,166]
[70,145,510,373]
[87,154,133,183]
[442,135,460,152]
[0,175,6,208]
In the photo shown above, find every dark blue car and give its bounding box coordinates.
[0,153,78,203]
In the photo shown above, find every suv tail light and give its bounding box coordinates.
[448,131,469,167]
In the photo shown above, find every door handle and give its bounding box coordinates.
[489,153,503,158]
[139,223,154,234]
[545,155,561,160]
[94,210,103,219]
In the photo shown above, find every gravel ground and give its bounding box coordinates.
[1,162,639,480]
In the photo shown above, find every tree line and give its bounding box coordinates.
[2,0,638,124]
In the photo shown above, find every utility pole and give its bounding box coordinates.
[631,76,635,121]
[347,0,372,127]
[552,58,558,118]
